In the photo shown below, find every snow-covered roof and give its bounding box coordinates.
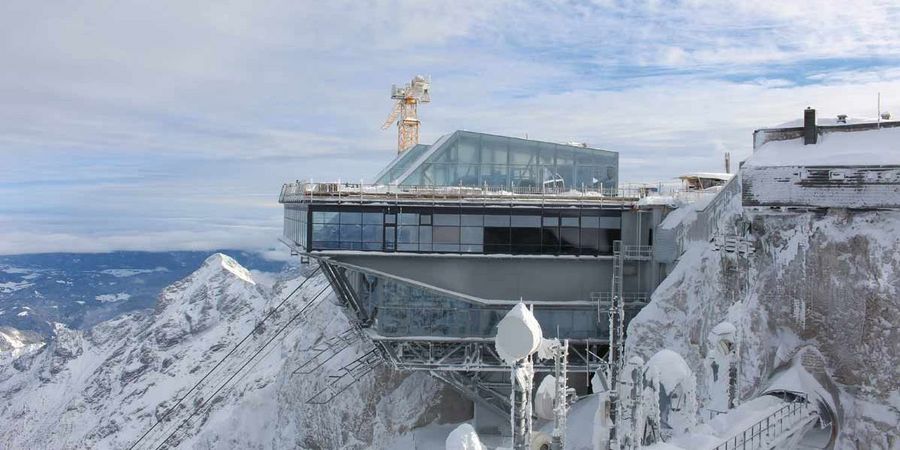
[771,116,879,128]
[746,125,900,167]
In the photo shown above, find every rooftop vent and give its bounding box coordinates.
[804,107,817,145]
[836,114,847,124]
[881,112,892,120]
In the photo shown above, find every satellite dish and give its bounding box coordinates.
[495,303,543,364]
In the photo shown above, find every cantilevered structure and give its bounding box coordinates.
[279,131,676,429]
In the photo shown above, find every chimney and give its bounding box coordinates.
[804,107,817,145]
[724,152,731,174]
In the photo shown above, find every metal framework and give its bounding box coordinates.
[381,75,431,154]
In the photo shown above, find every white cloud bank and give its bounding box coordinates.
[1,0,899,254]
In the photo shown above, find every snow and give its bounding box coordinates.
[535,375,557,420]
[444,423,485,450]
[94,292,131,303]
[644,349,694,395]
[207,253,256,285]
[16,311,28,317]
[747,125,900,167]
[494,303,542,364]
[710,321,736,337]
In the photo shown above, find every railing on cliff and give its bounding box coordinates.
[655,175,743,263]
[710,393,819,450]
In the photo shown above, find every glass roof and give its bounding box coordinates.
[375,130,618,190]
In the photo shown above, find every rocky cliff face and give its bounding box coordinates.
[628,200,900,449]
[0,253,457,449]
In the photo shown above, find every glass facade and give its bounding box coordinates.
[347,268,620,339]
[377,131,618,190]
[284,205,307,249]
[306,205,622,256]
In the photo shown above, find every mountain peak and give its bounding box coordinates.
[200,253,255,285]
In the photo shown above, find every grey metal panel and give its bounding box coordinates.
[327,253,611,302]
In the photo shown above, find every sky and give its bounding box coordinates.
[2,0,900,255]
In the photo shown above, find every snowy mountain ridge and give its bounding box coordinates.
[0,253,461,449]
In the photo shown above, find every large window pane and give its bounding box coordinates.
[511,227,541,245]
[362,225,383,242]
[511,215,541,227]
[484,215,510,227]
[400,213,418,225]
[434,244,460,252]
[398,226,418,243]
[434,214,460,226]
[363,213,383,225]
[313,224,339,242]
[312,211,339,224]
[460,214,483,226]
[419,227,432,243]
[581,216,600,228]
[433,226,460,244]
[560,227,579,254]
[340,212,362,224]
[484,227,510,245]
[481,135,508,164]
[461,226,484,244]
[340,224,361,242]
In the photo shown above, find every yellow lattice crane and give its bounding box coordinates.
[381,75,430,154]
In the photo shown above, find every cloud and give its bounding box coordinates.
[1,0,899,254]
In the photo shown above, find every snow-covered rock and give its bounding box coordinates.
[0,253,459,449]
[627,186,900,447]
[445,423,485,450]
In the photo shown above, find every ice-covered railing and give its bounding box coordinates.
[279,181,703,203]
[710,393,819,450]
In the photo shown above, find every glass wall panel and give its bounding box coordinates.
[313,211,339,224]
[433,226,460,244]
[363,212,383,225]
[511,215,541,227]
[457,133,480,163]
[398,226,418,244]
[460,226,484,244]
[340,212,362,224]
[434,214,460,226]
[484,214,510,227]
[362,225,382,242]
[399,213,418,225]
[419,226,432,243]
[340,224,361,242]
[460,214,483,226]
[481,135,508,164]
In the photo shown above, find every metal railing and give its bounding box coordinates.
[710,394,818,450]
[279,181,711,204]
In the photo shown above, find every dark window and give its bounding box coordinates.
[484,227,510,246]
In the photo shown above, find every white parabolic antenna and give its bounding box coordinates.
[495,303,543,364]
